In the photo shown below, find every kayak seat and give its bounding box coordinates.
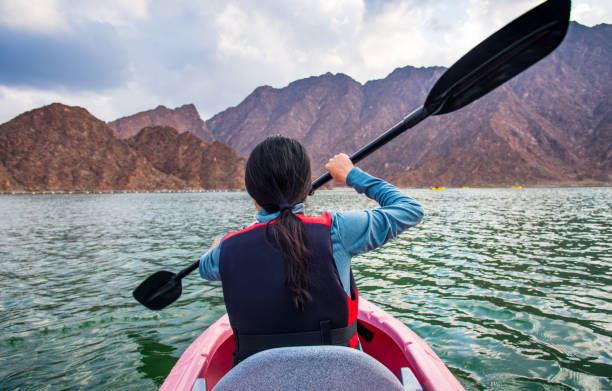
[212,345,406,391]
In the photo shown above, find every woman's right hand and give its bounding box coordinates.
[325,153,354,184]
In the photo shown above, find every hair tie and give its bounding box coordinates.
[279,203,292,213]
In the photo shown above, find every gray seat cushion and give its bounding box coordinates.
[212,345,405,391]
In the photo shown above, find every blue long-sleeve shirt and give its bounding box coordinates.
[199,167,424,295]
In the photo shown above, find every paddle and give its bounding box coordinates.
[133,264,198,310]
[133,0,570,310]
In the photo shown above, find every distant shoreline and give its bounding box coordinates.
[0,189,242,195]
[3,184,611,195]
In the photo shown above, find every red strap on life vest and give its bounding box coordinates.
[347,288,360,347]
[224,212,332,241]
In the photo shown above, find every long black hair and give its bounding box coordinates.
[245,136,313,311]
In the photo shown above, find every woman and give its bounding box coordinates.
[199,136,423,365]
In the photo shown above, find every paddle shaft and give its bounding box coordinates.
[177,260,200,280]
[147,260,198,289]
[311,106,428,191]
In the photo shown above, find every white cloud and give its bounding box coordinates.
[0,0,67,33]
[572,0,612,26]
[215,4,275,61]
[0,0,150,34]
[209,0,574,86]
[441,0,543,63]
[68,0,150,30]
[0,84,107,121]
[354,2,438,79]
[0,0,610,124]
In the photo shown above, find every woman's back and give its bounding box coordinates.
[219,212,359,363]
[198,136,423,364]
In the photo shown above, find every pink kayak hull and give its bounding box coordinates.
[160,298,465,391]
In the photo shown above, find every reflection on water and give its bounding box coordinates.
[128,331,176,386]
[1,188,611,390]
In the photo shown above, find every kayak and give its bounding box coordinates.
[160,298,465,390]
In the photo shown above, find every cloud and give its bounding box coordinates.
[0,21,130,90]
[69,0,150,27]
[212,1,366,84]
[0,85,107,122]
[354,2,436,77]
[572,0,612,26]
[0,0,67,33]
[0,0,610,125]
[0,0,150,33]
[0,81,162,124]
[203,0,550,84]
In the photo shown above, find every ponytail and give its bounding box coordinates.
[245,136,313,311]
[271,208,312,311]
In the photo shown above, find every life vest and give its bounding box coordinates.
[219,212,359,365]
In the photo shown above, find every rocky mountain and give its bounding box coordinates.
[0,104,244,192]
[109,104,214,142]
[0,159,22,191]
[127,126,245,190]
[2,22,609,191]
[206,22,611,187]
[0,103,184,192]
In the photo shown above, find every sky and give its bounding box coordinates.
[0,0,610,124]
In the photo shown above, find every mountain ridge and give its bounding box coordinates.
[1,22,609,191]
[109,104,214,143]
[0,103,244,192]
[205,21,611,186]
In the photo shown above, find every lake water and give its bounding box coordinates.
[1,188,611,390]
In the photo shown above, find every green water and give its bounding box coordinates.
[1,188,611,390]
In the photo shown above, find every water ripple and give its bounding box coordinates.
[0,188,611,390]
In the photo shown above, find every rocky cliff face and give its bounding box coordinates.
[127,126,245,190]
[206,22,611,187]
[0,104,244,192]
[206,72,373,169]
[0,159,22,191]
[389,22,612,186]
[109,104,214,142]
[0,103,185,192]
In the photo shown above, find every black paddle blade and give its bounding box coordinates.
[133,270,182,310]
[425,0,570,115]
